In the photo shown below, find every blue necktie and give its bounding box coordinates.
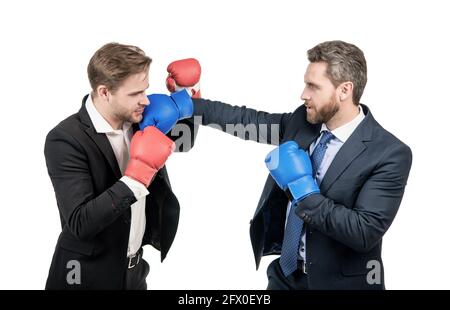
[280,130,334,277]
[311,131,334,178]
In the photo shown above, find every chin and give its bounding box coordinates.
[131,115,143,124]
[307,117,318,125]
[306,112,318,124]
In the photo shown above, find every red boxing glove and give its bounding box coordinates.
[124,126,175,187]
[166,58,202,98]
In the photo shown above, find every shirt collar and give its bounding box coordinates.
[320,105,365,143]
[85,94,132,134]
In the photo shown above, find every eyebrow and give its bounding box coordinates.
[128,84,149,95]
[305,81,319,88]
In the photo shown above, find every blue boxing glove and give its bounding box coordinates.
[265,141,320,202]
[139,89,193,134]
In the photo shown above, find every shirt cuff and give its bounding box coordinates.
[120,176,149,200]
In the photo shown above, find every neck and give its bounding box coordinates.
[325,102,359,131]
[91,94,123,130]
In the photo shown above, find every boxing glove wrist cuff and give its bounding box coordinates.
[285,175,320,203]
[124,158,157,187]
[170,89,193,119]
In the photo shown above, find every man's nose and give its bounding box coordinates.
[301,89,309,101]
[142,94,150,106]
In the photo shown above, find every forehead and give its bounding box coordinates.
[120,71,149,91]
[304,62,328,82]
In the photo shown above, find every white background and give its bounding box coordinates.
[0,0,449,290]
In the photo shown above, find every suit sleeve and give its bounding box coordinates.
[166,117,199,152]
[44,127,137,240]
[294,143,413,253]
[192,98,292,145]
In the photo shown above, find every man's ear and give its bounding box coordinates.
[96,85,110,101]
[338,81,353,102]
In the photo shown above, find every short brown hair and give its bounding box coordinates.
[87,42,152,94]
[307,40,367,104]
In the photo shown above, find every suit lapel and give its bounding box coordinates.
[320,104,374,194]
[319,137,366,194]
[78,95,122,180]
[85,127,122,179]
[295,126,321,151]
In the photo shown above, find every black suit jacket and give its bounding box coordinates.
[44,95,197,289]
[193,98,412,289]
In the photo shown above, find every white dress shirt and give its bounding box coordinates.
[86,95,149,257]
[285,106,366,262]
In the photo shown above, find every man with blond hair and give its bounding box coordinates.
[45,43,194,289]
